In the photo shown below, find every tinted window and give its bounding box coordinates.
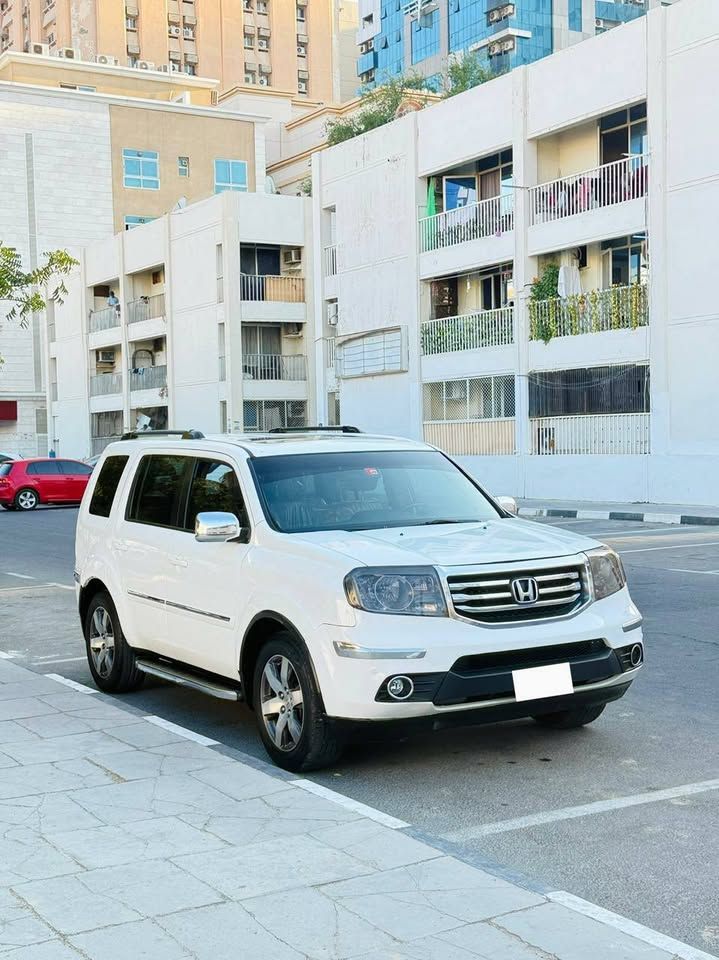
[27,461,60,476]
[89,456,129,518]
[59,460,93,475]
[127,455,190,528]
[0,463,13,477]
[183,460,248,531]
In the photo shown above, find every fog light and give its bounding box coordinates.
[386,676,414,700]
[630,643,643,668]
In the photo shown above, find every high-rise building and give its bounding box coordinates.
[355,0,674,88]
[0,0,358,101]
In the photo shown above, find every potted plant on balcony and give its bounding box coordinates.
[529,263,560,343]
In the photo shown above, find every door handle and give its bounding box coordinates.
[169,555,188,568]
[112,540,129,553]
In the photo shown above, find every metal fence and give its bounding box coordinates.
[419,194,514,253]
[89,306,121,333]
[422,376,516,455]
[324,244,338,276]
[242,354,307,381]
[240,275,305,302]
[530,413,650,455]
[529,155,649,225]
[421,307,514,355]
[529,284,648,341]
[127,294,165,324]
[326,338,336,370]
[90,372,122,397]
[129,364,167,391]
[242,399,307,432]
[423,419,516,456]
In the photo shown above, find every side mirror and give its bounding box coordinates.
[195,511,247,543]
[496,496,518,516]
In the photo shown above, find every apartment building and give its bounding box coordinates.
[48,191,313,458]
[0,53,263,456]
[313,0,719,506]
[0,0,359,100]
[355,0,674,87]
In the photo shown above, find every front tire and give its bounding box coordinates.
[253,631,344,772]
[15,488,39,511]
[84,591,143,693]
[533,702,605,729]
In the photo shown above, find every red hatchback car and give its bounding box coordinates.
[0,458,93,511]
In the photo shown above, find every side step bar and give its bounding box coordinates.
[136,659,243,701]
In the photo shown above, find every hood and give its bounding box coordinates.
[294,518,599,569]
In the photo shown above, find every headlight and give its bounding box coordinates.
[344,566,448,617]
[586,547,626,600]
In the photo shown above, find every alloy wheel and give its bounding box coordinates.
[89,606,115,679]
[260,654,304,752]
[17,490,37,510]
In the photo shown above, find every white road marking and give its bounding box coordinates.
[34,656,87,665]
[48,582,75,591]
[3,572,35,580]
[45,674,98,694]
[665,568,719,576]
[143,715,219,747]
[549,891,719,960]
[0,651,15,659]
[291,778,409,829]
[620,541,719,555]
[443,778,719,840]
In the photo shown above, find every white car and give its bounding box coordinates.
[75,428,644,771]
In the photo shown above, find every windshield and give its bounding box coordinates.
[250,450,501,533]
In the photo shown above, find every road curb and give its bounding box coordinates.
[518,507,719,526]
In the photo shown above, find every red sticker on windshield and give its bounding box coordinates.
[364,467,379,476]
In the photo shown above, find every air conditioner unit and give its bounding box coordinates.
[170,61,181,72]
[501,38,515,52]
[488,41,502,56]
[169,25,180,36]
[57,46,79,59]
[97,349,116,364]
[595,17,605,28]
[283,248,302,266]
[446,381,467,401]
[257,38,268,50]
[284,322,302,337]
[95,53,118,65]
[488,8,501,22]
[327,302,339,326]
[158,64,171,72]
[182,27,194,38]
[296,44,306,56]
[257,75,269,85]
[31,42,50,55]
[137,59,155,70]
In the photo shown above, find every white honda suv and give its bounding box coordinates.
[75,427,644,771]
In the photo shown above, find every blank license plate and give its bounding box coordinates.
[512,662,573,702]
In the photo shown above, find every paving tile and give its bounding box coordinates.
[311,821,441,872]
[0,680,66,702]
[0,750,18,769]
[0,731,135,767]
[350,936,493,960]
[0,913,55,954]
[84,747,230,783]
[17,714,102,739]
[37,693,102,712]
[440,921,553,959]
[11,875,141,935]
[106,722,186,750]
[0,794,103,834]
[496,903,676,960]
[70,919,191,960]
[0,831,82,887]
[190,761,292,802]
[243,887,397,960]
[0,663,37,684]
[64,703,143,727]
[158,901,306,960]
[0,942,85,960]
[0,722,39,746]
[48,816,227,869]
[322,857,544,939]
[0,701,57,724]
[175,832,370,900]
[77,859,222,917]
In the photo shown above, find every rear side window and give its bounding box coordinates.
[89,456,129,518]
[0,463,13,477]
[26,461,60,475]
[127,455,190,529]
[183,459,248,531]
[59,460,93,475]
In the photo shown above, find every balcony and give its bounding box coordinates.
[243,354,307,381]
[129,364,167,392]
[128,294,165,323]
[240,275,305,302]
[423,419,516,456]
[418,195,514,279]
[89,306,121,334]
[529,284,648,342]
[421,307,514,356]
[90,372,122,397]
[530,413,650,456]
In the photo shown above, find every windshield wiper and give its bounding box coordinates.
[413,519,482,526]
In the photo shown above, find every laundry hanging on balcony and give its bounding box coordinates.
[557,250,582,298]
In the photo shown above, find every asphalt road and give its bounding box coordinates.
[1,505,718,955]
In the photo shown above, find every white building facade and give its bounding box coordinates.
[49,191,313,458]
[313,0,719,507]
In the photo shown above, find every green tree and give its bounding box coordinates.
[325,73,431,146]
[442,51,496,98]
[1,243,77,324]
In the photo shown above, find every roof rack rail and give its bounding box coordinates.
[268,425,362,435]
[120,429,205,441]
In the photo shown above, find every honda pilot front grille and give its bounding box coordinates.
[447,562,587,624]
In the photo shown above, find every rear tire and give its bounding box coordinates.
[84,590,144,693]
[0,504,15,511]
[15,488,39,511]
[253,631,344,772]
[533,702,605,729]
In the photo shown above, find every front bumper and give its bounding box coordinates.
[313,586,643,721]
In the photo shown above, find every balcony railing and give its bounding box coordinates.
[530,413,650,455]
[326,338,336,369]
[129,364,167,391]
[529,155,649,226]
[242,354,307,381]
[423,418,516,456]
[419,194,514,253]
[324,244,337,276]
[529,283,647,342]
[127,294,165,324]
[90,372,122,397]
[91,435,122,456]
[421,307,514,356]
[89,305,121,333]
[219,355,226,381]
[240,274,305,303]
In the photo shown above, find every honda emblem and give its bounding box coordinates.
[511,577,539,604]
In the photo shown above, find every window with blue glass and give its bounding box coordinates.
[122,149,159,190]
[568,0,582,31]
[124,215,157,230]
[374,0,404,85]
[214,159,248,193]
[411,9,440,64]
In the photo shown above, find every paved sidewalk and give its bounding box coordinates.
[517,498,719,526]
[0,660,714,960]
